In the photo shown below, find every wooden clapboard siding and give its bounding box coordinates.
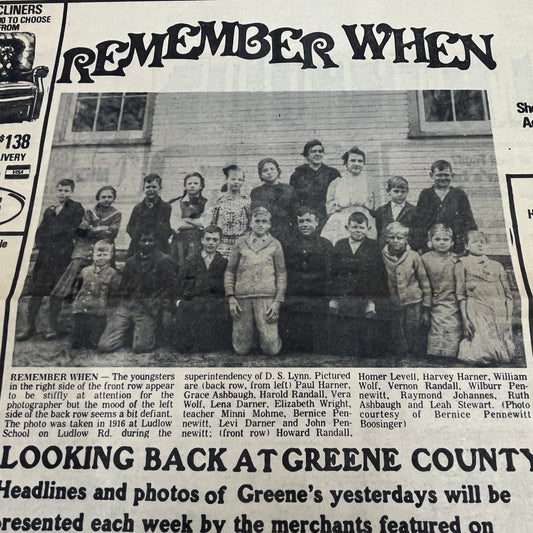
[45,90,509,254]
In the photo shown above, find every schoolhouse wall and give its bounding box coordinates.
[45,91,507,254]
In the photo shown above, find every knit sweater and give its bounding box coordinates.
[224,233,287,301]
[382,245,431,307]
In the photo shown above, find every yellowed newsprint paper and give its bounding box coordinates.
[1,0,533,532]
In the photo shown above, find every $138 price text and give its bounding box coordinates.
[0,134,31,149]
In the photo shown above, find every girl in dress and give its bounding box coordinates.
[421,224,462,359]
[210,164,250,258]
[455,230,515,365]
[321,146,376,245]
[169,172,208,267]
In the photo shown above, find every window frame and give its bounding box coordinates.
[55,93,154,146]
[408,90,492,137]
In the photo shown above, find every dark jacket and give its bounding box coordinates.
[285,232,333,297]
[250,182,298,245]
[126,196,172,256]
[375,201,417,248]
[31,199,84,294]
[413,186,477,252]
[331,237,389,303]
[174,251,231,352]
[289,163,341,223]
[35,198,84,252]
[178,251,227,299]
[119,251,177,315]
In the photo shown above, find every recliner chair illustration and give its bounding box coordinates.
[0,32,49,123]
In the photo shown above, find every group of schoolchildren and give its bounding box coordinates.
[17,139,516,366]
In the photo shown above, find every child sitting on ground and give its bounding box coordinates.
[382,222,431,359]
[71,240,121,349]
[455,230,515,365]
[99,231,177,353]
[224,206,286,356]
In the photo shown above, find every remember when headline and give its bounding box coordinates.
[57,21,497,83]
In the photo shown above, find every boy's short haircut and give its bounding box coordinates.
[428,223,453,240]
[386,221,409,237]
[57,178,75,191]
[143,173,162,186]
[430,160,453,174]
[251,206,272,221]
[387,176,409,191]
[296,206,320,220]
[341,146,366,164]
[94,239,114,253]
[465,229,487,244]
[347,211,369,226]
[95,185,117,200]
[202,225,223,239]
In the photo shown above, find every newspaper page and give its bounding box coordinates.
[1,0,533,532]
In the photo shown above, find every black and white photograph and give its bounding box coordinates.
[3,3,533,532]
[12,90,525,368]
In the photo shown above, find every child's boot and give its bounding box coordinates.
[45,296,62,340]
[16,296,43,341]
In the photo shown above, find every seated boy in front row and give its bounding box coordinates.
[225,206,287,356]
[381,222,432,359]
[329,212,389,357]
[174,225,231,352]
[99,231,177,353]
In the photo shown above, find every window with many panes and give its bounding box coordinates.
[60,92,152,144]
[72,93,147,132]
[410,90,491,136]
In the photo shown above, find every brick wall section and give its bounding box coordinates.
[45,91,508,254]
